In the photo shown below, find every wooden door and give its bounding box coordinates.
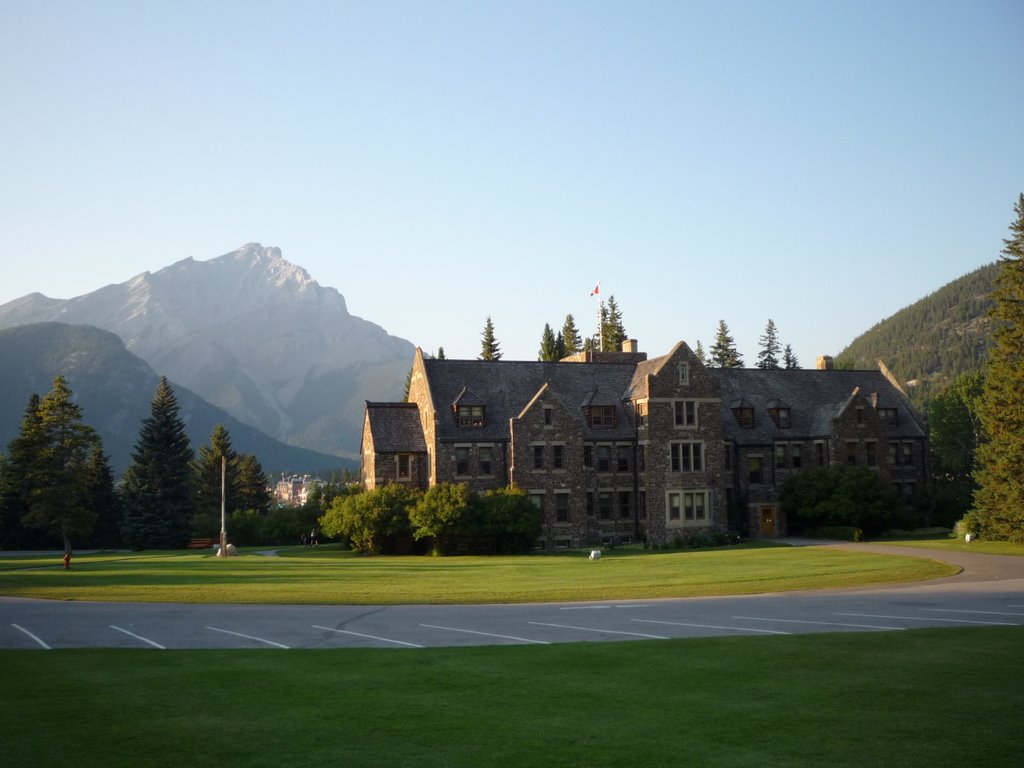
[759,506,776,537]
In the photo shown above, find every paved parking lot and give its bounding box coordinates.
[3,544,1023,650]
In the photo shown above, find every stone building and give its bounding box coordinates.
[360,342,929,547]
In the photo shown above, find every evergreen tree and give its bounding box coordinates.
[236,453,272,515]
[83,443,121,548]
[601,296,627,351]
[561,314,582,355]
[538,323,559,361]
[554,331,566,360]
[970,194,1024,541]
[757,319,781,369]
[20,377,101,555]
[479,316,502,361]
[435,346,446,360]
[121,377,194,549]
[710,320,744,368]
[0,394,43,548]
[783,344,800,370]
[192,424,241,522]
[693,340,708,366]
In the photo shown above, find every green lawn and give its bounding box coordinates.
[0,544,958,604]
[1,626,1019,768]
[872,536,1024,557]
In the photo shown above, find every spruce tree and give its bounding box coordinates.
[20,376,101,555]
[236,453,272,515]
[561,314,582,355]
[538,323,558,361]
[121,377,194,549]
[757,319,781,369]
[783,344,800,370]
[192,424,241,522]
[435,346,446,360]
[83,443,121,548]
[554,331,566,360]
[479,316,502,361]
[601,296,627,351]
[710,320,744,368]
[0,394,43,548]
[970,194,1024,541]
[693,340,708,366]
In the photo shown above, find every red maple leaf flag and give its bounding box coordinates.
[590,282,600,297]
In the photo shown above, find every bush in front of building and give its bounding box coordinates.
[780,466,900,537]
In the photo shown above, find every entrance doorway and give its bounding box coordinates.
[759,506,777,537]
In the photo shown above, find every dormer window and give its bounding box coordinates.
[456,405,485,427]
[733,407,755,429]
[588,405,617,428]
[767,400,790,429]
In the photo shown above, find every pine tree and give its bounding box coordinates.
[435,346,446,360]
[710,320,744,368]
[783,344,800,370]
[236,454,272,514]
[601,296,627,351]
[970,194,1024,541]
[0,394,43,548]
[561,314,582,355]
[479,316,502,361]
[20,377,101,555]
[693,341,708,366]
[83,443,121,548]
[192,424,241,522]
[757,319,781,369]
[121,377,194,549]
[554,331,566,360]
[538,323,558,361]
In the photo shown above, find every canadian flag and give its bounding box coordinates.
[590,282,600,296]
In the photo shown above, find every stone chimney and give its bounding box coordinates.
[816,355,834,370]
[622,339,639,353]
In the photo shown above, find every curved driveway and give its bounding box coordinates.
[3,542,1023,650]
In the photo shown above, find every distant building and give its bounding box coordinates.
[274,474,323,506]
[361,342,928,548]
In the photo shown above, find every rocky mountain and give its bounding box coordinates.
[0,322,351,476]
[0,244,416,458]
[836,262,997,405]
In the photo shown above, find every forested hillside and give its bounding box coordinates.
[836,263,997,405]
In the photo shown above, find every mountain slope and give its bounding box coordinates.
[836,262,997,403]
[0,244,415,457]
[0,323,352,476]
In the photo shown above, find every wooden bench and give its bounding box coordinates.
[187,538,216,549]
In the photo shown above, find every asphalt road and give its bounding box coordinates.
[2,541,1023,650]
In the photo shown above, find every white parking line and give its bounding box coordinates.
[920,608,1024,617]
[313,625,423,648]
[733,616,903,631]
[560,605,611,610]
[632,619,790,635]
[420,624,549,645]
[110,625,165,649]
[11,623,49,649]
[835,613,1018,626]
[529,621,668,639]
[205,626,289,648]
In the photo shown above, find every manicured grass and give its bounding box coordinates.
[0,545,957,604]
[1,626,1019,767]
[872,536,1024,557]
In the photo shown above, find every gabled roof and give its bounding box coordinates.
[714,369,927,444]
[365,402,427,453]
[421,358,638,441]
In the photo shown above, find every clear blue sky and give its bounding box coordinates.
[2,1,1021,366]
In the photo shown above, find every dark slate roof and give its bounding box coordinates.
[714,368,927,444]
[365,402,427,453]
[423,358,638,442]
